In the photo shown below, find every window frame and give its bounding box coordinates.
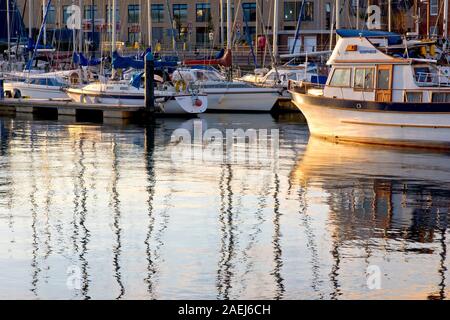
[128,4,140,24]
[328,67,352,88]
[353,67,375,92]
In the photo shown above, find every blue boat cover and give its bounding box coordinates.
[336,29,402,45]
[73,52,102,66]
[112,51,178,70]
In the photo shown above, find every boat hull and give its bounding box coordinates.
[291,92,450,148]
[4,82,69,100]
[66,89,207,114]
[204,89,280,112]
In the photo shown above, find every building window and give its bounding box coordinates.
[243,3,257,22]
[284,2,298,21]
[42,5,56,24]
[326,2,331,29]
[128,4,140,24]
[196,27,209,44]
[105,5,120,23]
[84,5,97,20]
[196,3,211,22]
[329,68,352,87]
[173,4,188,23]
[430,0,438,16]
[152,27,164,42]
[222,2,235,19]
[302,1,314,21]
[152,4,164,23]
[128,30,140,45]
[354,68,374,90]
[284,1,314,22]
[63,6,71,26]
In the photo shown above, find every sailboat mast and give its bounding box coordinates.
[444,0,449,47]
[43,0,47,45]
[272,0,279,62]
[79,0,83,53]
[335,0,340,31]
[226,0,231,50]
[356,0,359,29]
[220,0,224,47]
[112,0,116,53]
[388,0,392,32]
[6,0,11,62]
[148,0,152,47]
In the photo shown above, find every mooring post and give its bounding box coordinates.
[145,51,155,114]
[0,78,4,100]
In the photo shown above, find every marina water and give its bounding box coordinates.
[0,114,449,300]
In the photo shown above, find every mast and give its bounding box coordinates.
[28,0,33,39]
[6,0,11,62]
[220,0,224,47]
[226,0,231,50]
[112,0,116,53]
[148,0,152,47]
[91,0,95,55]
[444,0,449,46]
[79,0,83,53]
[43,0,47,45]
[388,0,392,32]
[272,0,279,62]
[335,0,340,31]
[356,0,359,29]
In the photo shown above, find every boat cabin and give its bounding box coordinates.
[321,34,450,104]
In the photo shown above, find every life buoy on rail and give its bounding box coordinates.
[175,80,187,92]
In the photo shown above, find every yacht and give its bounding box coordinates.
[171,67,282,112]
[65,80,208,115]
[289,30,450,149]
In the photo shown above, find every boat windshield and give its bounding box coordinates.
[28,78,66,87]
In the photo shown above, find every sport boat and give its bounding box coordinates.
[289,29,450,149]
[171,67,283,112]
[65,80,208,115]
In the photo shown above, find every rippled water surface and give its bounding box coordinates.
[0,114,449,300]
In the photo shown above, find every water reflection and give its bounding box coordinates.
[0,115,449,299]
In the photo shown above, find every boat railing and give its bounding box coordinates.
[414,71,450,87]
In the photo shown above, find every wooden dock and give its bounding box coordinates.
[0,98,145,123]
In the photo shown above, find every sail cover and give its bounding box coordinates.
[0,0,27,45]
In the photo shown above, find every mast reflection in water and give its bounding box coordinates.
[0,114,448,300]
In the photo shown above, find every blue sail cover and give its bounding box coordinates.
[0,0,27,45]
[112,51,178,70]
[336,29,402,45]
[73,52,102,66]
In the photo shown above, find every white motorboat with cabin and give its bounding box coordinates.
[289,30,450,149]
[65,80,208,115]
[171,67,282,112]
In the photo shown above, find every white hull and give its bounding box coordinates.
[4,82,69,100]
[292,93,450,148]
[66,88,207,114]
[204,89,280,112]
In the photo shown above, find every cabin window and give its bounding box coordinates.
[354,68,374,90]
[404,92,422,102]
[432,92,450,102]
[329,68,351,87]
